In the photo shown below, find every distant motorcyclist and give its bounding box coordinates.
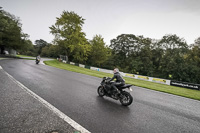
[108,68,125,95]
[36,55,41,64]
[36,55,41,60]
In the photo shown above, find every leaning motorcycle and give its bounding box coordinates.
[97,77,133,106]
[36,58,40,64]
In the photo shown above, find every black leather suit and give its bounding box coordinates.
[109,72,125,93]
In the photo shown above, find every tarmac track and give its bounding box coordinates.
[1,59,200,133]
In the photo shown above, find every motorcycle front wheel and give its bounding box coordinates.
[119,91,133,106]
[97,86,105,97]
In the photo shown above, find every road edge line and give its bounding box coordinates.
[1,66,90,133]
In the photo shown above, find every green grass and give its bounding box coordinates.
[16,54,35,58]
[15,55,35,60]
[44,60,113,78]
[44,60,200,101]
[16,55,55,60]
[22,58,36,60]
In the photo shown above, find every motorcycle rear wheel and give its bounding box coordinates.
[119,91,133,106]
[97,86,105,97]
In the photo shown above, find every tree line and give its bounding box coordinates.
[108,34,200,84]
[1,8,200,84]
[0,7,32,54]
[48,11,200,84]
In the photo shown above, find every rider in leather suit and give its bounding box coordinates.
[109,68,125,95]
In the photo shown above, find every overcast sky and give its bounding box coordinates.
[1,0,200,45]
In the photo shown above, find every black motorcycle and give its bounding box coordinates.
[97,77,133,106]
[36,58,40,64]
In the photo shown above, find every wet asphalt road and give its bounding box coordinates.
[1,59,200,133]
[0,66,77,133]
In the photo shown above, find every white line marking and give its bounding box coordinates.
[3,69,90,133]
[0,66,2,69]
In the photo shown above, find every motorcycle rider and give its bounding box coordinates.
[108,68,125,95]
[36,55,41,62]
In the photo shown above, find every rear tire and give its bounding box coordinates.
[97,86,105,97]
[119,91,133,106]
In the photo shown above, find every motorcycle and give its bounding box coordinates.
[97,77,133,106]
[36,58,40,64]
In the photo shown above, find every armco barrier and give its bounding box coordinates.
[124,73,170,85]
[62,60,67,63]
[68,61,171,86]
[125,73,135,78]
[75,63,79,66]
[70,62,75,65]
[99,68,113,74]
[90,67,99,71]
[79,64,85,68]
[85,65,90,69]
[152,78,170,85]
[90,67,113,74]
[138,75,149,80]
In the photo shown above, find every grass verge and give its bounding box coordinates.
[44,60,200,101]
[22,58,35,60]
[16,54,35,58]
[16,54,35,60]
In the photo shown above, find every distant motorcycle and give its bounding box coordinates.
[97,77,133,106]
[36,58,40,64]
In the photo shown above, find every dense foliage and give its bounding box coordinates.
[49,11,91,63]
[108,34,200,84]
[0,7,31,54]
[87,35,111,67]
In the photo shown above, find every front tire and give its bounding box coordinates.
[97,86,105,97]
[119,91,133,106]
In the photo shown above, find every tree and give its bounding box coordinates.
[18,39,35,56]
[110,34,153,74]
[110,34,138,71]
[136,40,154,76]
[41,45,49,57]
[184,45,200,83]
[35,39,48,54]
[0,7,28,54]
[87,35,110,67]
[151,40,164,77]
[49,11,90,63]
[41,44,62,58]
[158,34,188,80]
[48,44,60,58]
[194,37,200,48]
